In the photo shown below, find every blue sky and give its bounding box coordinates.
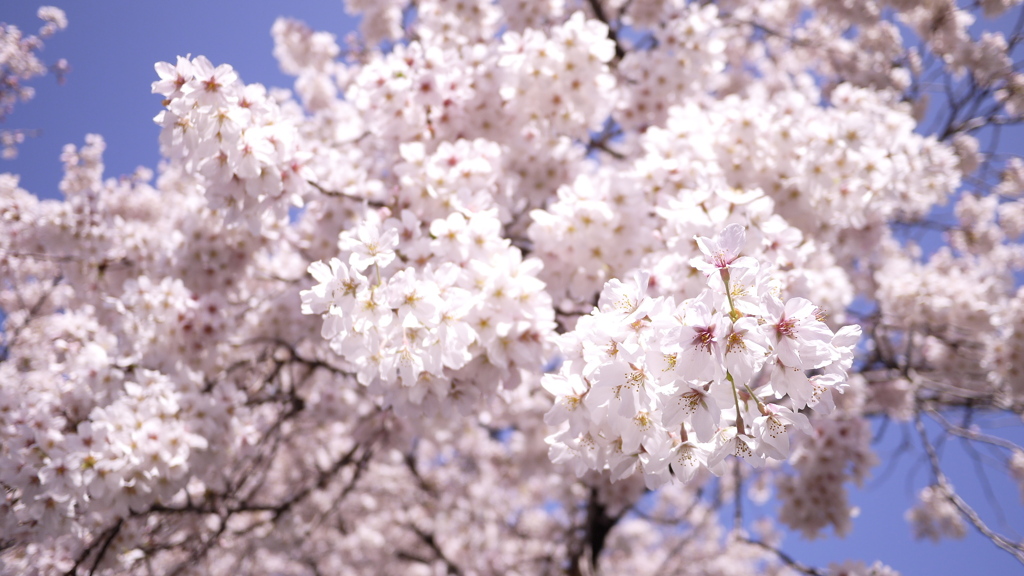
[2,3,1023,575]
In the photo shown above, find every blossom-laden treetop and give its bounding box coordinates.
[3,0,1024,574]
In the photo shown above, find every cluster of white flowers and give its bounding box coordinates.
[543,224,861,488]
[615,3,727,130]
[0,6,67,116]
[528,169,660,302]
[906,484,968,541]
[301,207,555,417]
[417,0,503,45]
[497,12,617,139]
[393,139,509,222]
[152,55,314,229]
[0,344,211,545]
[778,415,878,538]
[347,41,475,146]
[0,6,67,158]
[271,18,341,112]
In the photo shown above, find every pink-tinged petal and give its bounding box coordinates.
[833,324,863,348]
[719,222,746,253]
[784,297,817,319]
[729,255,759,269]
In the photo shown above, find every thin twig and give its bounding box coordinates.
[307,180,386,208]
[741,538,827,576]
[89,519,124,576]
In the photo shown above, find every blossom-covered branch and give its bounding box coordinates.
[3,0,1024,574]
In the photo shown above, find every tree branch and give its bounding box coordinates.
[741,538,827,576]
[913,405,1024,564]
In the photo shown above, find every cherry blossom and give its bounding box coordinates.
[3,1,1024,574]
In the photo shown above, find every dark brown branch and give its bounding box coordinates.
[88,519,123,576]
[63,518,123,576]
[568,485,625,576]
[307,180,386,209]
[411,526,465,576]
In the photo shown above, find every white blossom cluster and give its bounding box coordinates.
[152,55,315,229]
[778,415,878,538]
[905,484,968,542]
[0,6,68,158]
[343,11,612,208]
[301,207,555,417]
[542,224,861,488]
[0,154,264,572]
[615,3,727,130]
